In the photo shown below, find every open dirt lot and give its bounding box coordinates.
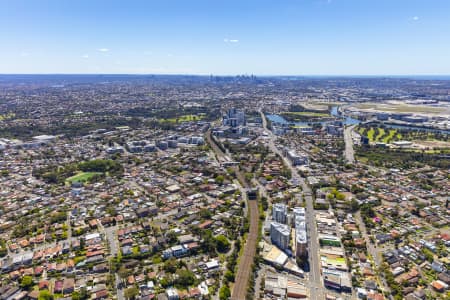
[351,101,450,117]
[413,140,450,149]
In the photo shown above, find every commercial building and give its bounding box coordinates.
[326,124,343,136]
[263,244,288,267]
[286,281,308,298]
[156,140,168,150]
[392,140,413,148]
[106,146,124,154]
[264,272,307,299]
[295,126,315,135]
[32,135,57,143]
[403,115,429,123]
[323,269,352,292]
[376,113,389,121]
[189,136,204,145]
[284,148,308,166]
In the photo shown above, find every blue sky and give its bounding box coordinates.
[0,0,449,75]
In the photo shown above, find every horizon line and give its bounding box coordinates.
[1,73,450,78]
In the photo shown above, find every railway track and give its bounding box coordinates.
[205,130,260,300]
[230,198,259,300]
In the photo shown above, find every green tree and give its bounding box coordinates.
[118,265,131,279]
[224,270,235,283]
[219,285,231,300]
[20,275,33,290]
[71,288,88,300]
[175,269,196,288]
[215,175,225,184]
[335,192,346,201]
[199,208,212,220]
[160,276,171,288]
[350,199,359,212]
[215,235,230,253]
[422,248,434,263]
[0,239,6,257]
[124,287,139,300]
[166,231,178,244]
[38,290,54,300]
[163,257,178,273]
[201,230,217,254]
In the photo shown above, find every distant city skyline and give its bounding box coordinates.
[1,0,450,75]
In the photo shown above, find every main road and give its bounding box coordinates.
[260,111,325,300]
[205,129,260,300]
[344,124,356,164]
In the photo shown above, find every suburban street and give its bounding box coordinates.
[99,222,124,300]
[355,211,390,296]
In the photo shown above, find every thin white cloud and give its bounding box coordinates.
[97,48,110,52]
[20,51,30,57]
[82,54,89,59]
[412,16,419,21]
[224,38,239,43]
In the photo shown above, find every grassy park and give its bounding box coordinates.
[162,114,205,123]
[65,172,102,184]
[282,111,330,117]
[281,111,331,122]
[0,113,15,121]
